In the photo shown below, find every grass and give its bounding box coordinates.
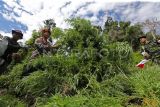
[0,52,160,107]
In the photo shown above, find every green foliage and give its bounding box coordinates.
[107,42,133,63]
[126,24,143,50]
[62,29,82,51]
[0,94,26,107]
[51,27,64,39]
[43,19,56,29]
[0,18,160,107]
[25,30,40,46]
[130,65,160,99]
[104,17,144,51]
[36,94,122,107]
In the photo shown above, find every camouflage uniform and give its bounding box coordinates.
[141,40,160,64]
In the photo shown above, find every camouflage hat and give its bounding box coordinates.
[12,30,23,39]
[138,35,146,41]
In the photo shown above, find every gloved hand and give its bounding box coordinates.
[141,52,150,59]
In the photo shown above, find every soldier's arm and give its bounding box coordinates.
[7,43,21,50]
[4,36,21,49]
[143,52,150,59]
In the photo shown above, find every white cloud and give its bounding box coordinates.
[1,0,160,41]
[0,31,11,37]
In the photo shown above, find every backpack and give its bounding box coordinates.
[0,37,8,57]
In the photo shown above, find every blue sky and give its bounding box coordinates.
[0,0,160,41]
[0,1,27,32]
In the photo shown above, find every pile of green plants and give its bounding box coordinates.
[0,18,160,107]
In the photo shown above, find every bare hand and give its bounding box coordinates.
[12,53,21,62]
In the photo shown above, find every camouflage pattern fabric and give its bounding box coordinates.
[142,40,160,64]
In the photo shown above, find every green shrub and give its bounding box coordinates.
[36,94,122,107]
[0,94,26,107]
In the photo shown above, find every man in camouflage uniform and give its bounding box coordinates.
[139,35,160,64]
[31,28,58,59]
[0,30,23,74]
[22,28,59,76]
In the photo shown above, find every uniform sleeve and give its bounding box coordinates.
[7,37,21,50]
[144,45,150,54]
[145,41,159,56]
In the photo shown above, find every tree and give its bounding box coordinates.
[126,24,144,50]
[103,17,144,50]
[141,18,160,39]
[25,30,40,46]
[43,19,56,30]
